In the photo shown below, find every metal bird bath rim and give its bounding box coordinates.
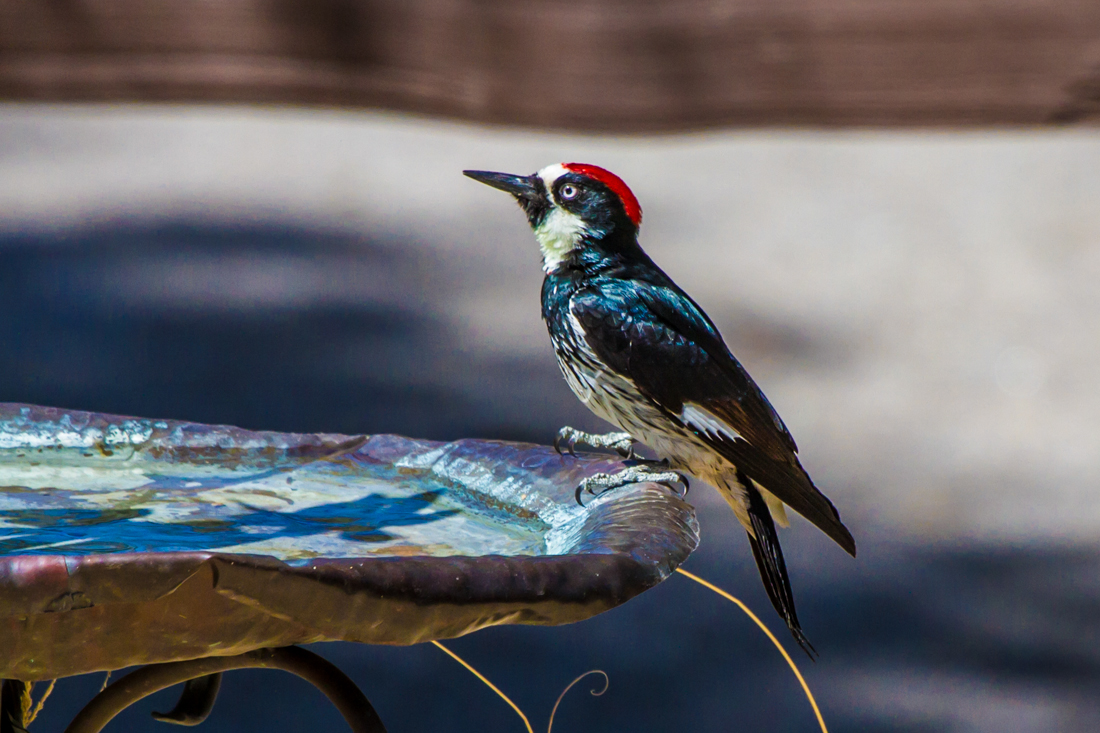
[0,403,699,730]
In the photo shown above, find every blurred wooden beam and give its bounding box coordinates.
[2,0,1099,130]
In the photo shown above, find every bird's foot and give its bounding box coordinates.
[575,465,690,506]
[554,426,637,459]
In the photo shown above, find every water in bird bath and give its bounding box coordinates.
[0,404,569,563]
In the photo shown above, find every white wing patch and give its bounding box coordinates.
[681,403,742,443]
[565,309,599,359]
[683,403,791,527]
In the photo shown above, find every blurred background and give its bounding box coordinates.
[3,2,1100,731]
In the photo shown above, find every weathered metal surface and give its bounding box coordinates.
[0,404,698,680]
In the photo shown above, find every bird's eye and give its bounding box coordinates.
[559,184,578,200]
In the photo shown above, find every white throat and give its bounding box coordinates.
[534,206,589,273]
[535,163,589,274]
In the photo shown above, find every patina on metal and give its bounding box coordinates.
[0,404,699,681]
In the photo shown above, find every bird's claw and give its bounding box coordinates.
[625,458,687,496]
[669,471,690,497]
[554,427,636,459]
[644,469,688,498]
[553,428,577,457]
[575,466,691,506]
[602,431,638,459]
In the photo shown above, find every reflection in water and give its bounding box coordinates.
[0,490,459,557]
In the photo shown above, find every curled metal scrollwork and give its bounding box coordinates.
[62,647,386,733]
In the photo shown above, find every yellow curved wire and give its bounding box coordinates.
[675,567,828,733]
[547,670,608,733]
[431,640,534,733]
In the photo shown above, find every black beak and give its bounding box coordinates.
[463,170,541,200]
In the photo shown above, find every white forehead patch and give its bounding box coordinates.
[538,163,570,192]
[534,163,588,274]
[681,403,742,443]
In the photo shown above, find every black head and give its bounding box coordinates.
[464,163,643,273]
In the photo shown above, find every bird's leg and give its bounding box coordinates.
[554,426,637,459]
[576,465,690,506]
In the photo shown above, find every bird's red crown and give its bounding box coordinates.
[563,163,643,227]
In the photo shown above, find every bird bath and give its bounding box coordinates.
[0,404,698,730]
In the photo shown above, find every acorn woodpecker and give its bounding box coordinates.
[464,163,856,655]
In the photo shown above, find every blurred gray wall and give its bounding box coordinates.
[4,105,1100,732]
[3,104,1098,543]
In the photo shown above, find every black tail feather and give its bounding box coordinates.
[742,472,817,659]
